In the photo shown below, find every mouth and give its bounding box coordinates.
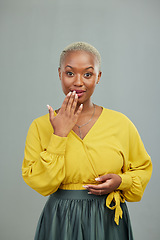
[70,90,86,98]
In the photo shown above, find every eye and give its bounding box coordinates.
[84,72,92,78]
[66,71,74,76]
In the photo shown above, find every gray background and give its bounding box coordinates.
[0,0,159,239]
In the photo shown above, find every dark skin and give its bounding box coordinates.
[47,50,122,195]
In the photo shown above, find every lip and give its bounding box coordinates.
[70,89,86,98]
[76,92,85,98]
[70,89,86,93]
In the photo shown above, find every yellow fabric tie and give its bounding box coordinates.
[106,191,125,225]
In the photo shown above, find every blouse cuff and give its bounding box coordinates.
[47,134,68,155]
[117,173,132,191]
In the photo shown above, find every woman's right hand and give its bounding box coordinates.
[47,91,83,137]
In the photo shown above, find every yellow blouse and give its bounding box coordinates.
[22,108,152,225]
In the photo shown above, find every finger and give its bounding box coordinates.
[47,104,50,110]
[47,105,54,120]
[83,184,109,195]
[95,174,112,182]
[60,92,72,112]
[66,91,76,112]
[70,93,78,113]
[88,189,107,196]
[83,183,107,190]
[75,103,83,117]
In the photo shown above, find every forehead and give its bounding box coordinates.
[61,50,99,68]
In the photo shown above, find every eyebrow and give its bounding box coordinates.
[65,65,94,70]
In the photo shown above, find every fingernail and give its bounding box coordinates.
[88,192,92,194]
[67,92,72,96]
[80,104,83,108]
[83,185,88,189]
[95,177,100,181]
[47,104,50,110]
[72,90,76,94]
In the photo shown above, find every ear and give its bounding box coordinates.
[58,67,61,80]
[96,71,102,84]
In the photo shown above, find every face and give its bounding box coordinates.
[58,50,102,105]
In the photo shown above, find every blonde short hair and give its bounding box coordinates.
[59,42,101,70]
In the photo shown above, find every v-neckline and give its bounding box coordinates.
[54,107,104,142]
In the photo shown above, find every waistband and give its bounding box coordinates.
[50,189,125,226]
[50,189,108,200]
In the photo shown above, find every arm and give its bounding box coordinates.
[84,119,152,202]
[117,121,152,202]
[22,91,83,196]
[22,120,67,196]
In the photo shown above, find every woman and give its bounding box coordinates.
[22,42,152,240]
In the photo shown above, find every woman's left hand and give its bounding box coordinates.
[83,174,122,195]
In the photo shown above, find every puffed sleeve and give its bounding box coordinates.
[117,120,152,202]
[22,120,67,196]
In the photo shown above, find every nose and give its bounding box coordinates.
[73,74,83,86]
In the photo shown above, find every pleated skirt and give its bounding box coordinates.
[34,189,134,240]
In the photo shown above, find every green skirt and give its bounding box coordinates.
[34,189,134,240]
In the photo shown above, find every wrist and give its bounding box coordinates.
[116,175,122,188]
[54,129,68,137]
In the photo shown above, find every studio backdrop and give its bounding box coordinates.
[0,0,159,239]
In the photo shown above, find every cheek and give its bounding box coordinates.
[86,79,97,90]
[61,78,71,93]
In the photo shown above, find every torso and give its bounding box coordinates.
[72,105,103,140]
[55,104,103,140]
